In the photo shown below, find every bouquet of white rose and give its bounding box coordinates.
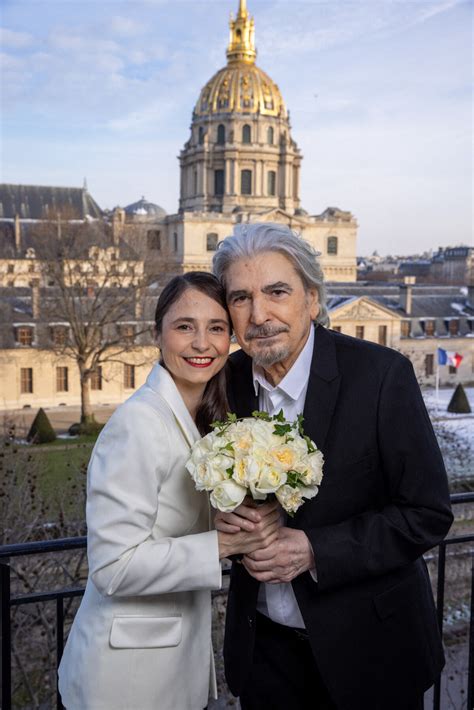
[186,410,324,515]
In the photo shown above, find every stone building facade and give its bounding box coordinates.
[328,280,474,386]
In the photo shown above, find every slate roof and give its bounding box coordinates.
[0,220,140,260]
[0,286,159,349]
[327,283,474,319]
[0,184,102,220]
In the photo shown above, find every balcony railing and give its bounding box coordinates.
[1,493,473,710]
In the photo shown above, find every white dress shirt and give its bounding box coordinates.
[253,326,316,629]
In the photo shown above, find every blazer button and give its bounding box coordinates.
[248,616,253,628]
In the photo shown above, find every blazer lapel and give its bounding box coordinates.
[228,352,258,418]
[145,363,201,448]
[302,325,341,455]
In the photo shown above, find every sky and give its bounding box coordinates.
[1,0,472,256]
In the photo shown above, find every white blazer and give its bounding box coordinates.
[58,363,222,710]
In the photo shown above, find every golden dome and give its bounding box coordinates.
[195,63,286,118]
[194,1,286,118]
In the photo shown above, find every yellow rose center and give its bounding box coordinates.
[275,449,293,466]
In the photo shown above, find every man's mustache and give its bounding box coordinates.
[245,324,290,340]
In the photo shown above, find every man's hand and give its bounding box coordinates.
[216,499,282,560]
[242,527,315,583]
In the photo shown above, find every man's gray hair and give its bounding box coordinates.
[212,222,329,326]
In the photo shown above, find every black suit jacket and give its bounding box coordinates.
[224,325,453,710]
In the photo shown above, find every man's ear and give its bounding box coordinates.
[307,288,320,320]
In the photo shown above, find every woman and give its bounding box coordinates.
[58,272,279,710]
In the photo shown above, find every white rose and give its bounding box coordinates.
[266,444,299,472]
[275,484,304,514]
[231,420,255,454]
[191,453,232,490]
[250,419,279,450]
[300,484,319,501]
[210,479,248,512]
[186,433,218,471]
[307,449,324,485]
[232,455,260,487]
[255,466,287,494]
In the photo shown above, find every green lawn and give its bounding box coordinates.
[17,439,96,521]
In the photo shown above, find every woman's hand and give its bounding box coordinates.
[216,499,282,560]
[215,497,277,533]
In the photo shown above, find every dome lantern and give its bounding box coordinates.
[227,0,256,65]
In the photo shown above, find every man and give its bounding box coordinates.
[212,223,453,710]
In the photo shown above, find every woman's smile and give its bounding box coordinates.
[184,356,215,368]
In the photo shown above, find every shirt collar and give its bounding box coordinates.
[252,325,315,400]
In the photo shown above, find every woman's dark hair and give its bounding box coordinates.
[154,272,230,435]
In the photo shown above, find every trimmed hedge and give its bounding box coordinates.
[27,408,57,444]
[447,384,472,414]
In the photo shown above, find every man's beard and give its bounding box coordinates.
[245,323,290,368]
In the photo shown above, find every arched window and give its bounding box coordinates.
[241,170,252,195]
[267,171,276,196]
[217,124,226,145]
[242,124,251,144]
[267,126,274,145]
[198,126,204,145]
[327,236,338,255]
[206,233,219,251]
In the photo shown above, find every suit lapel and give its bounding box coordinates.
[145,363,201,448]
[302,325,341,455]
[229,352,258,418]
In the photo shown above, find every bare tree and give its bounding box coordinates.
[29,212,157,429]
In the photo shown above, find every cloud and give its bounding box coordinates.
[0,51,25,70]
[49,33,119,55]
[413,0,464,24]
[110,16,146,37]
[0,27,33,48]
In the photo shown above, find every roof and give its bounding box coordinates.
[327,283,474,319]
[124,197,167,219]
[0,184,102,220]
[0,220,140,260]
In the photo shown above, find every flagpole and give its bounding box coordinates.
[435,360,440,416]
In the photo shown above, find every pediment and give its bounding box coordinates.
[330,297,401,321]
[251,208,307,226]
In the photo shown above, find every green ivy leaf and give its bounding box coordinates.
[273,423,292,437]
[220,441,235,453]
[252,410,271,421]
[303,435,317,454]
[287,470,302,487]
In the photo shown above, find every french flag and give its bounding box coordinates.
[438,348,463,368]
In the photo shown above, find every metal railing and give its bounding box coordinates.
[1,493,473,710]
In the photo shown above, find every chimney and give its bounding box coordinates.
[31,279,40,320]
[399,276,416,315]
[112,207,126,246]
[14,214,21,252]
